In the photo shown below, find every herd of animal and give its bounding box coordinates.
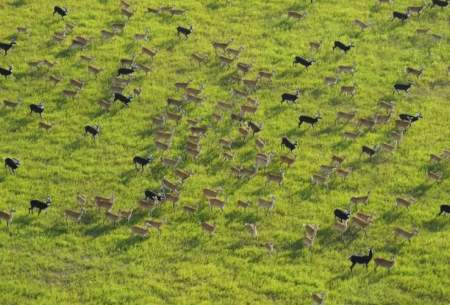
[0,1,449,302]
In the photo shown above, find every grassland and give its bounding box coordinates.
[0,0,449,304]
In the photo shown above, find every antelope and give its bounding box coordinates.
[265,242,275,255]
[353,19,369,30]
[358,117,376,130]
[243,79,258,92]
[374,256,396,272]
[280,154,295,167]
[135,29,149,41]
[393,227,419,242]
[304,224,319,240]
[71,36,89,49]
[406,67,423,78]
[154,130,173,142]
[257,196,275,213]
[174,169,191,183]
[145,220,163,234]
[407,6,424,15]
[257,70,274,82]
[63,90,78,99]
[237,200,251,209]
[333,219,348,236]
[349,249,373,271]
[166,111,182,123]
[63,208,84,223]
[218,55,234,67]
[255,153,272,170]
[201,222,216,235]
[166,193,180,208]
[190,126,208,136]
[337,65,355,74]
[324,76,339,86]
[191,52,208,65]
[0,209,15,227]
[185,93,202,103]
[105,210,120,226]
[331,155,345,167]
[379,100,395,113]
[137,199,157,215]
[219,138,232,149]
[429,154,442,163]
[170,8,186,16]
[121,7,133,19]
[311,174,328,187]
[98,99,113,111]
[212,39,233,53]
[336,111,357,123]
[88,65,102,77]
[238,126,250,139]
[287,11,306,19]
[312,292,326,305]
[94,195,114,211]
[70,79,84,91]
[231,88,248,98]
[351,215,372,235]
[341,85,356,96]
[226,46,244,58]
[266,172,284,185]
[374,113,391,125]
[343,131,361,141]
[131,225,149,238]
[416,28,430,34]
[336,167,352,179]
[186,147,200,159]
[161,156,180,167]
[142,47,157,59]
[218,101,234,111]
[101,29,114,39]
[185,84,204,96]
[111,23,126,34]
[80,55,94,62]
[161,178,178,193]
[38,121,53,131]
[3,100,20,109]
[320,165,335,176]
[350,192,371,206]
[137,63,151,74]
[395,119,411,132]
[17,27,28,33]
[183,205,197,214]
[209,197,226,212]
[390,130,404,147]
[428,171,443,182]
[244,223,258,238]
[309,41,322,51]
[155,140,170,152]
[236,62,252,74]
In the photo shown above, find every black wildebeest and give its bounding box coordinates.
[0,66,13,78]
[247,121,262,136]
[392,11,410,22]
[438,204,450,216]
[281,89,301,103]
[334,208,351,222]
[84,125,100,140]
[399,113,422,123]
[29,197,52,215]
[361,145,378,159]
[281,137,297,152]
[393,82,413,93]
[298,114,321,128]
[349,248,373,271]
[133,155,153,171]
[117,66,136,77]
[114,93,133,106]
[333,41,354,53]
[293,56,315,68]
[431,0,448,8]
[0,41,16,56]
[144,190,166,202]
[177,25,192,38]
[4,158,20,174]
[29,103,44,117]
[53,6,68,18]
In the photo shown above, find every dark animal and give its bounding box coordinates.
[334,209,351,222]
[298,114,321,128]
[247,121,262,135]
[114,93,133,106]
[29,197,52,215]
[333,41,354,53]
[281,137,297,152]
[117,66,136,77]
[144,190,166,202]
[133,155,153,171]
[399,113,422,123]
[393,82,412,93]
[392,11,410,21]
[177,25,192,38]
[431,0,448,8]
[84,125,100,140]
[0,66,13,78]
[438,204,450,216]
[29,103,44,117]
[0,41,16,55]
[53,6,68,18]
[4,158,20,174]
[361,145,378,158]
[281,89,301,103]
[293,56,315,68]
[349,249,373,271]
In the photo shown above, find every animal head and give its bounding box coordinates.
[416,113,423,119]
[46,196,52,204]
[189,25,193,31]
[8,65,13,71]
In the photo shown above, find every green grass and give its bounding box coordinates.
[0,0,449,304]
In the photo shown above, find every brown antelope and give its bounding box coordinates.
[240,166,257,179]
[185,93,203,103]
[160,156,180,168]
[167,97,184,109]
[236,62,252,74]
[374,113,391,125]
[120,0,130,8]
[166,193,180,208]
[428,171,443,183]
[336,167,352,179]
[333,219,348,237]
[203,187,222,199]
[280,154,295,167]
[240,104,258,116]
[319,165,335,176]
[101,29,114,39]
[311,174,328,187]
[266,172,284,185]
[170,8,186,16]
[88,65,102,77]
[209,197,226,212]
[351,215,372,236]
[201,222,216,235]
[217,101,233,112]
[336,111,356,123]
[142,47,157,59]
[185,84,204,96]
[395,197,416,209]
[166,111,182,123]
[17,27,28,33]
[257,70,274,82]
[416,28,429,35]
[353,19,369,30]
[155,140,170,152]
[161,178,178,193]
[341,85,356,96]
[324,76,339,86]
[76,194,87,207]
[244,223,258,238]
[64,208,85,223]
[441,149,450,159]
[118,209,133,222]
[237,200,252,209]
[187,135,201,144]
[343,131,361,141]
[257,196,275,213]
[3,100,20,109]
[121,7,133,18]
[380,143,395,154]
[337,65,355,74]
[175,80,192,91]
[186,147,200,159]
[304,224,319,239]
[190,126,208,136]
[63,90,78,99]
[70,79,84,90]
[222,150,234,160]
[218,55,234,67]
[374,256,396,272]
[134,29,149,41]
[265,242,275,255]
[238,126,250,139]
[137,63,151,74]
[287,11,306,19]
[231,88,248,98]
[358,117,376,130]
[145,219,163,234]
[38,121,53,131]
[219,137,233,149]
[137,199,157,215]
[154,130,173,142]
[0,209,15,227]
[390,130,403,146]
[71,36,89,49]
[407,6,424,15]
[183,205,197,214]
[429,154,442,163]
[94,195,114,211]
[80,55,94,62]
[131,225,149,238]
[312,292,326,305]
[309,41,322,51]
[226,46,244,58]
[98,99,113,111]
[350,192,371,206]
[378,100,395,113]
[394,227,419,242]
[396,119,411,131]
[174,168,191,183]
[212,40,233,53]
[191,52,208,65]
[255,153,272,170]
[331,155,345,167]
[243,79,258,92]
[111,23,125,34]
[105,210,120,226]
[406,67,423,78]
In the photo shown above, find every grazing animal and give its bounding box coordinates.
[0,66,13,78]
[334,208,351,222]
[374,256,396,272]
[361,145,378,159]
[29,103,44,117]
[177,25,192,38]
[53,6,68,18]
[244,223,258,238]
[0,209,15,227]
[293,56,315,68]
[4,158,20,174]
[406,67,424,78]
[333,41,354,53]
[349,248,373,271]
[399,113,422,123]
[281,137,297,152]
[133,155,153,170]
[247,121,262,135]
[281,89,301,103]
[0,41,16,55]
[144,190,165,202]
[431,0,448,8]
[114,93,133,106]
[84,125,100,140]
[117,66,136,77]
[394,227,419,242]
[392,11,410,22]
[298,114,321,128]
[393,82,413,93]
[29,197,52,215]
[437,204,450,216]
